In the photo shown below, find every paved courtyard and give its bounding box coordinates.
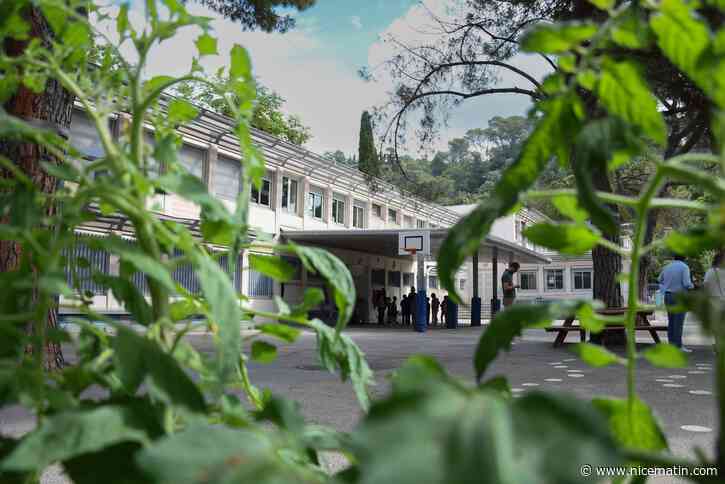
[1,321,717,483]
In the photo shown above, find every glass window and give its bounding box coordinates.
[388,208,398,224]
[332,197,345,224]
[353,204,365,228]
[428,276,438,289]
[545,269,564,291]
[573,269,593,290]
[371,269,386,285]
[372,204,382,218]
[417,219,426,228]
[404,215,414,228]
[69,110,105,159]
[388,271,401,286]
[403,273,414,287]
[251,177,271,206]
[178,144,205,179]
[63,238,109,295]
[213,156,240,201]
[519,271,537,290]
[459,279,466,291]
[281,177,298,213]
[307,190,324,219]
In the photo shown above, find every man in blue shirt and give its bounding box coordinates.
[658,254,694,351]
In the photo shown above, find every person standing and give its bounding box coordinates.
[388,296,399,324]
[704,250,725,301]
[409,286,417,326]
[441,295,448,325]
[501,262,520,308]
[400,294,408,325]
[431,293,440,326]
[659,254,694,351]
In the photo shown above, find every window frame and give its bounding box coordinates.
[572,268,593,291]
[353,204,365,229]
[545,268,565,292]
[281,176,298,214]
[428,275,439,289]
[250,176,272,207]
[416,219,426,229]
[372,203,383,219]
[213,155,241,201]
[307,189,324,219]
[519,270,538,291]
[388,208,398,224]
[332,196,345,225]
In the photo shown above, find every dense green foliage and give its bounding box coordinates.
[0,1,723,483]
[357,111,380,179]
[192,0,315,33]
[176,78,312,145]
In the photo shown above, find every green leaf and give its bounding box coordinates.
[117,3,130,37]
[157,172,233,224]
[611,6,653,49]
[62,22,91,49]
[521,21,598,54]
[137,425,324,484]
[87,237,176,292]
[664,226,721,256]
[588,0,615,10]
[523,223,600,255]
[195,33,218,56]
[479,376,511,397]
[552,195,589,223]
[113,327,206,412]
[1,406,150,472]
[439,93,584,301]
[573,343,625,368]
[593,398,668,452]
[307,319,374,411]
[642,343,688,368]
[474,300,589,381]
[62,442,151,484]
[93,273,154,326]
[289,244,355,332]
[251,340,277,364]
[229,44,252,80]
[167,99,198,125]
[597,59,666,145]
[192,250,242,384]
[199,218,236,246]
[256,323,300,343]
[249,254,296,282]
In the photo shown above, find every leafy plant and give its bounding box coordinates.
[0,0,723,483]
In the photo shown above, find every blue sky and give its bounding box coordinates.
[123,1,547,156]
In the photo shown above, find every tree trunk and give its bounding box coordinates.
[1,7,75,371]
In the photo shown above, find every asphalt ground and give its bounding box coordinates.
[1,321,718,483]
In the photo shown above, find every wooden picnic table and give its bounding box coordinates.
[545,308,666,347]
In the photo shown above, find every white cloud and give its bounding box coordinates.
[350,16,363,30]
[368,0,551,154]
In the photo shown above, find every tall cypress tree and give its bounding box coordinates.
[358,111,380,180]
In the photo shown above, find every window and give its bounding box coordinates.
[251,177,271,206]
[332,196,345,224]
[459,279,466,291]
[573,269,593,290]
[372,203,382,218]
[307,190,324,219]
[545,269,564,291]
[417,219,426,229]
[248,267,273,297]
[404,215,414,228]
[353,203,365,229]
[388,208,398,224]
[371,269,386,285]
[281,177,298,213]
[428,276,438,289]
[179,144,205,179]
[388,271,401,286]
[213,156,240,201]
[403,273,414,287]
[519,271,537,290]
[69,110,105,159]
[63,238,109,295]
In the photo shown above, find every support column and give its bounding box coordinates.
[275,167,284,211]
[300,176,309,218]
[491,246,500,318]
[366,200,372,228]
[414,253,427,333]
[345,194,353,228]
[471,251,481,327]
[324,186,333,224]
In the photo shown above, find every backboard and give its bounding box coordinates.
[398,230,431,256]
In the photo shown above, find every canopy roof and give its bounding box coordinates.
[281,228,551,265]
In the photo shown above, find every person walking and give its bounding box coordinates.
[441,295,448,326]
[388,296,399,324]
[659,254,694,351]
[501,262,520,308]
[431,293,440,326]
[400,294,409,325]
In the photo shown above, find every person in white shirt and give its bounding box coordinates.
[704,250,725,300]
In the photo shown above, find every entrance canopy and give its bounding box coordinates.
[281,228,550,264]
